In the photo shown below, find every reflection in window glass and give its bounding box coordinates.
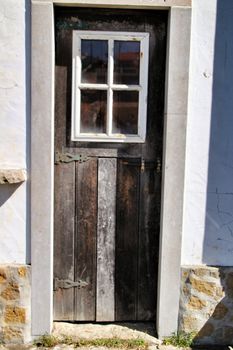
[114,41,140,85]
[81,40,108,84]
[80,90,107,133]
[112,91,138,134]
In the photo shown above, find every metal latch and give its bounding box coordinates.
[53,278,89,291]
[141,158,145,172]
[55,151,90,164]
[156,157,161,173]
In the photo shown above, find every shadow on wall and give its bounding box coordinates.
[203,0,233,265]
[191,0,233,345]
[25,0,31,264]
[0,184,21,207]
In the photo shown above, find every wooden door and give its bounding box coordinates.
[54,7,167,322]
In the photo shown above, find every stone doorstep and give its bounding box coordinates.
[52,322,161,346]
[0,344,231,350]
[0,346,176,350]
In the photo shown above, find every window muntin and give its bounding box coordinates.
[72,31,149,142]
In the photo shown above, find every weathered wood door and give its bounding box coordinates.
[54,7,167,322]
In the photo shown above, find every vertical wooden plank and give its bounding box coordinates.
[54,66,75,320]
[115,159,140,321]
[96,158,116,321]
[54,66,67,149]
[137,163,160,320]
[54,163,75,320]
[75,158,97,321]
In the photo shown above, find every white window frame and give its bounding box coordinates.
[71,31,149,142]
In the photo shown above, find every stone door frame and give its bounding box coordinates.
[31,0,191,338]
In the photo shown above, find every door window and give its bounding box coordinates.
[72,31,149,142]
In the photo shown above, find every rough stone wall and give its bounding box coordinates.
[179,266,233,345]
[0,265,31,344]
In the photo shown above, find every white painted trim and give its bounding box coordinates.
[33,0,191,7]
[157,7,191,338]
[76,84,142,91]
[71,31,149,142]
[31,1,54,336]
[139,35,149,141]
[31,0,191,339]
[73,31,149,39]
[107,39,113,136]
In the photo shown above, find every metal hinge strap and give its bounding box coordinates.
[55,151,90,164]
[53,277,88,291]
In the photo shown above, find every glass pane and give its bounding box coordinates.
[112,91,139,134]
[80,90,107,133]
[81,40,108,84]
[114,41,140,85]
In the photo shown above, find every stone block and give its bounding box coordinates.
[0,269,7,284]
[196,322,214,338]
[4,306,26,324]
[224,326,233,343]
[18,267,27,278]
[182,315,204,332]
[212,302,228,320]
[1,283,20,301]
[192,267,220,279]
[226,273,233,298]
[1,326,23,343]
[189,276,216,296]
[187,295,207,310]
[0,169,27,184]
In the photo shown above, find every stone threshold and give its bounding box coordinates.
[52,322,160,345]
[0,344,180,350]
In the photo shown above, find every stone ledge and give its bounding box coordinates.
[34,0,192,7]
[0,169,27,184]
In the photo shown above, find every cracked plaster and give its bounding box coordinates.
[182,0,233,266]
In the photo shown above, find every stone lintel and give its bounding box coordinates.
[32,0,191,8]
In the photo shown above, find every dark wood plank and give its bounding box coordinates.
[96,158,116,321]
[62,147,118,158]
[74,158,97,321]
[54,65,75,320]
[54,162,75,320]
[54,7,167,322]
[137,163,160,320]
[115,159,140,321]
[141,18,167,162]
[54,66,67,151]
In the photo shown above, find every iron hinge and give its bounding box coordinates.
[55,151,90,164]
[156,157,162,173]
[53,277,89,291]
[141,158,145,172]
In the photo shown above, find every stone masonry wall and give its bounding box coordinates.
[179,266,233,345]
[0,265,31,344]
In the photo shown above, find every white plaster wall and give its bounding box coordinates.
[1,0,233,266]
[182,0,233,265]
[0,0,29,263]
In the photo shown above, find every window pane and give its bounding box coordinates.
[112,91,138,134]
[81,40,108,84]
[114,41,140,85]
[81,90,107,133]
